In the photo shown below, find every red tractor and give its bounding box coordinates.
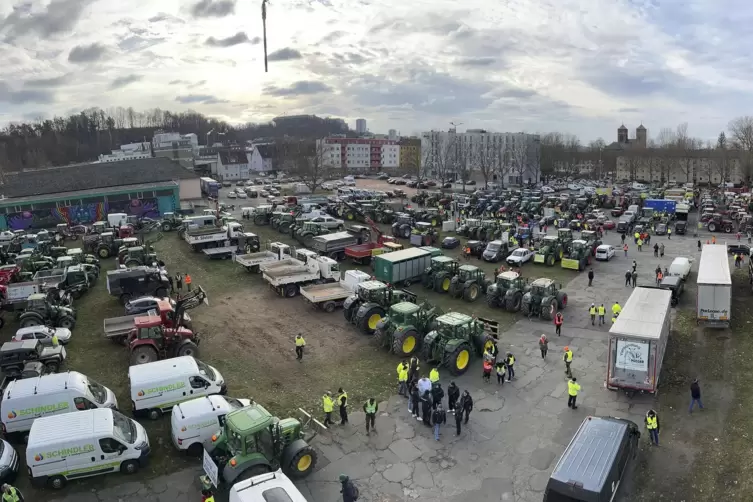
[126,287,208,365]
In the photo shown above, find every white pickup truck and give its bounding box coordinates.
[300,270,371,312]
[263,256,341,298]
[259,248,318,273]
[184,222,246,250]
[234,242,291,273]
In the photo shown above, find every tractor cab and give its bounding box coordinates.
[580,230,601,251]
[557,228,574,244]
[430,256,458,274]
[56,256,74,269]
[36,230,53,244]
[91,221,107,234]
[457,264,484,283]
[387,301,421,326]
[357,280,389,302]
[413,222,433,234]
[66,247,83,263]
[496,271,521,289]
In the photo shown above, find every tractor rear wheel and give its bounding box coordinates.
[486,293,499,308]
[358,307,386,335]
[435,275,451,294]
[463,283,480,302]
[125,259,140,268]
[541,298,557,321]
[20,316,42,328]
[98,247,110,259]
[130,346,159,365]
[556,291,568,309]
[177,341,199,358]
[444,342,472,376]
[57,315,76,330]
[506,291,523,312]
[287,445,318,479]
[546,254,555,266]
[401,225,411,239]
[393,329,419,356]
[521,300,531,317]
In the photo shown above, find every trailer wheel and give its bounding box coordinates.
[284,284,299,297]
[404,278,412,287]
[323,301,336,313]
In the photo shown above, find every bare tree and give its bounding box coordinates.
[728,116,753,183]
[422,131,456,186]
[508,138,528,186]
[474,139,497,189]
[277,139,333,191]
[540,132,565,182]
[454,137,475,192]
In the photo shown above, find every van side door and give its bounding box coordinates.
[74,396,99,411]
[97,437,127,473]
[188,376,210,396]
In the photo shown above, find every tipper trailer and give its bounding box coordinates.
[233,242,291,273]
[300,270,371,312]
[262,256,341,297]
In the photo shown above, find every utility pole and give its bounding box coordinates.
[262,0,269,72]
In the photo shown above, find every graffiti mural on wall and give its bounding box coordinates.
[6,198,161,231]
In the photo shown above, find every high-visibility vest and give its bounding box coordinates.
[2,487,20,502]
[295,337,306,347]
[337,392,348,406]
[185,275,192,284]
[598,306,605,315]
[611,316,617,324]
[322,396,334,413]
[568,380,580,396]
[507,355,515,365]
[612,304,621,315]
[52,334,59,347]
[564,350,573,362]
[430,368,439,382]
[646,416,658,429]
[364,401,377,414]
[589,306,596,315]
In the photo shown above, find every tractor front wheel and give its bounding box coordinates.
[546,254,555,266]
[393,330,419,356]
[177,341,199,358]
[57,315,76,330]
[445,342,472,376]
[288,446,318,479]
[130,346,159,365]
[358,307,386,335]
[463,283,480,302]
[98,248,110,259]
[541,298,557,321]
[506,291,523,312]
[521,300,531,317]
[486,294,499,308]
[556,291,568,309]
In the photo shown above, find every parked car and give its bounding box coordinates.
[727,243,751,256]
[237,191,248,199]
[227,192,237,199]
[12,326,73,345]
[441,236,460,249]
[124,296,171,315]
[506,247,534,266]
[595,244,615,261]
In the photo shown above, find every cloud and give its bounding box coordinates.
[68,43,107,63]
[169,80,186,85]
[176,94,229,104]
[264,81,332,97]
[205,32,259,48]
[148,13,184,23]
[189,80,207,88]
[110,74,142,89]
[455,57,496,67]
[0,0,91,42]
[191,0,235,18]
[0,82,55,104]
[267,48,303,62]
[24,75,70,88]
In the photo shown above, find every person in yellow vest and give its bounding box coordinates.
[567,377,580,410]
[397,360,409,396]
[634,231,640,243]
[598,304,606,326]
[612,302,621,316]
[589,303,596,326]
[506,352,516,381]
[363,398,378,435]
[295,334,306,361]
[563,346,573,378]
[429,367,440,384]
[667,227,671,240]
[1,484,23,502]
[337,388,348,425]
[645,409,660,445]
[611,312,618,324]
[322,391,334,427]
[51,333,59,347]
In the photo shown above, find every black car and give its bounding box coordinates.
[675,221,687,235]
[655,223,668,235]
[727,243,751,256]
[660,275,684,307]
[441,236,460,249]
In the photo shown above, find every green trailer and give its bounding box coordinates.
[373,247,434,287]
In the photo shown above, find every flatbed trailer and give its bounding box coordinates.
[300,270,371,312]
[202,246,240,260]
[103,314,140,344]
[33,268,65,285]
[263,256,340,297]
[233,242,290,273]
[344,242,384,265]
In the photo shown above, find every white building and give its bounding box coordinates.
[381,144,400,168]
[151,132,197,169]
[317,137,400,172]
[388,129,397,141]
[421,129,541,185]
[249,144,276,173]
[218,150,251,180]
[356,119,367,135]
[98,142,151,163]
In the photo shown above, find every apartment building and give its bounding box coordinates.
[317,137,400,172]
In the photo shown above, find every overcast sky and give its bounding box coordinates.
[0,0,749,142]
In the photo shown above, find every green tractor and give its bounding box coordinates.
[391,213,416,239]
[19,293,77,329]
[253,206,276,226]
[485,271,528,311]
[269,211,287,230]
[120,246,158,268]
[343,281,418,334]
[521,278,568,320]
[557,228,574,250]
[580,230,602,256]
[373,300,443,356]
[533,235,565,266]
[277,214,297,234]
[449,265,492,302]
[456,218,480,238]
[422,256,459,291]
[421,312,498,376]
[476,220,500,241]
[561,239,593,271]
[296,221,331,247]
[421,208,442,227]
[206,402,319,486]
[411,222,439,246]
[160,212,184,232]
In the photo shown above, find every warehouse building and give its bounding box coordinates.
[0,157,200,231]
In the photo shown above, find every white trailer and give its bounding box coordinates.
[696,244,731,328]
[5,281,46,308]
[607,287,671,395]
[201,233,260,260]
[300,270,371,312]
[263,256,340,298]
[259,249,318,273]
[234,242,291,273]
[184,222,245,250]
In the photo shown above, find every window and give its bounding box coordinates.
[189,376,208,389]
[16,204,32,212]
[106,193,129,202]
[129,192,144,200]
[99,437,124,453]
[80,196,105,205]
[260,487,295,502]
[74,396,98,410]
[33,201,57,210]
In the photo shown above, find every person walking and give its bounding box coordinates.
[495,360,506,384]
[294,334,306,361]
[410,382,421,419]
[539,334,548,359]
[660,242,665,258]
[421,390,432,426]
[567,377,580,409]
[175,273,183,295]
[667,227,671,239]
[589,303,596,326]
[506,352,516,381]
[363,398,378,435]
[625,269,632,287]
[1,484,24,502]
[397,360,409,396]
[184,272,192,292]
[322,391,334,427]
[447,381,459,414]
[632,260,637,272]
[637,238,643,251]
[563,346,573,378]
[598,304,606,325]
[697,239,702,251]
[689,378,704,413]
[429,366,440,384]
[431,382,444,409]
[612,302,621,317]
[339,474,359,502]
[460,390,473,424]
[653,243,659,257]
[554,312,563,336]
[645,409,660,446]
[621,232,626,244]
[587,268,594,287]
[432,403,447,441]
[454,399,463,436]
[336,388,349,425]
[631,270,638,288]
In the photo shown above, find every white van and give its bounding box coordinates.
[27,408,150,489]
[230,470,308,502]
[170,395,250,456]
[343,176,356,186]
[129,356,226,420]
[1,371,118,442]
[107,213,128,228]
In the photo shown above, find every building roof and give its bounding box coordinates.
[1,157,196,199]
[255,144,276,159]
[618,124,628,131]
[637,124,646,131]
[219,151,248,165]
